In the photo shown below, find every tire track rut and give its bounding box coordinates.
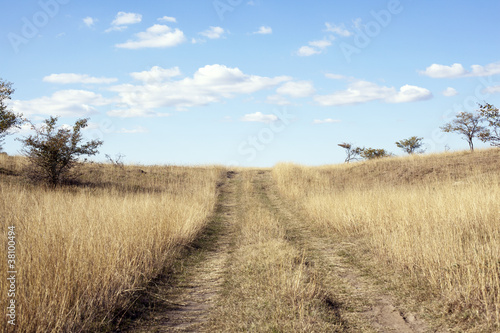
[255,170,433,333]
[115,171,238,332]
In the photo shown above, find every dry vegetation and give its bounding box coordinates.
[272,148,500,331]
[208,171,343,332]
[0,154,225,332]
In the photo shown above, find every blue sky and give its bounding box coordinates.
[1,0,500,166]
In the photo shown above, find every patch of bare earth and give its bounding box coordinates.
[256,171,438,333]
[114,171,238,332]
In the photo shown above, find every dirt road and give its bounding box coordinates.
[115,170,435,332]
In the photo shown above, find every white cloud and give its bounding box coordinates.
[469,62,500,77]
[200,26,225,39]
[297,46,321,57]
[11,90,110,117]
[111,12,142,26]
[116,24,186,49]
[419,63,466,78]
[105,12,142,32]
[266,94,292,105]
[314,80,432,106]
[386,84,433,103]
[108,64,291,116]
[253,26,272,35]
[325,73,347,80]
[308,40,332,48]
[83,17,96,28]
[130,66,181,83]
[241,112,278,123]
[352,18,363,29]
[158,16,176,23]
[420,61,500,78]
[106,25,128,33]
[43,73,118,85]
[276,81,315,98]
[313,118,341,124]
[107,108,171,118]
[115,126,149,134]
[325,22,352,37]
[483,86,500,94]
[297,39,331,56]
[442,87,458,97]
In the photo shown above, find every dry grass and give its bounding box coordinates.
[208,172,343,332]
[0,154,225,332]
[272,149,500,331]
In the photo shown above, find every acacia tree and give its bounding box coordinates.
[395,136,425,154]
[338,142,363,163]
[360,148,392,160]
[441,111,485,152]
[0,79,23,151]
[478,103,500,147]
[20,116,103,186]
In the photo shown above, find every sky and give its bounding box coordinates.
[1,0,500,166]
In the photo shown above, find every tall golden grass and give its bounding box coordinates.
[0,154,224,332]
[209,172,341,332]
[272,149,500,329]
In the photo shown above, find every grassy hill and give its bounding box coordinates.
[273,148,500,331]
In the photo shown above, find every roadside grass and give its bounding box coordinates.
[272,148,500,332]
[0,154,225,332]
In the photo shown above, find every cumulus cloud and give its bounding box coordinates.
[158,16,176,23]
[241,112,278,123]
[420,61,500,78]
[419,63,466,78]
[130,66,182,83]
[108,64,291,117]
[297,46,321,57]
[112,12,142,26]
[483,86,500,94]
[253,26,272,34]
[106,12,142,32]
[276,81,315,98]
[314,80,432,106]
[297,39,331,56]
[313,118,341,124]
[325,22,352,37]
[308,40,332,49]
[43,73,118,84]
[442,87,458,97]
[469,62,500,77]
[386,84,433,103]
[83,17,96,28]
[199,26,225,39]
[116,24,186,49]
[11,90,111,117]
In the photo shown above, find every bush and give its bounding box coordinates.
[19,116,102,186]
